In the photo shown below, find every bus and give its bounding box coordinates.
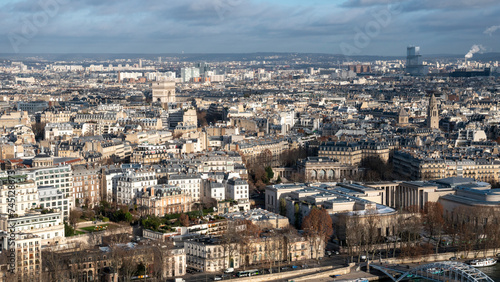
[237,269,260,277]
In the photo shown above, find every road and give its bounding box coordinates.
[177,255,348,282]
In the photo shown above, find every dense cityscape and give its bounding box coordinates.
[0,0,500,280]
[0,48,499,282]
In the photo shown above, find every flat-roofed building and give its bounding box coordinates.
[0,210,64,244]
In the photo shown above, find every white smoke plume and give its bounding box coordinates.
[465,44,485,59]
[484,25,500,36]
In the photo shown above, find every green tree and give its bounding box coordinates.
[265,166,274,181]
[124,212,133,223]
[276,175,282,184]
[141,215,162,231]
[294,203,300,229]
[279,198,287,216]
[64,223,75,237]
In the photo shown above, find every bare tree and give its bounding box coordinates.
[238,220,261,269]
[42,249,69,282]
[421,202,445,254]
[119,248,141,282]
[180,213,190,227]
[69,209,82,228]
[364,210,380,260]
[152,241,174,281]
[454,206,475,258]
[281,226,299,264]
[302,208,333,262]
[343,214,364,262]
[221,221,241,269]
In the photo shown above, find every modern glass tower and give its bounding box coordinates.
[406,46,428,76]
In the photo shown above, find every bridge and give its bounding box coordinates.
[370,261,495,282]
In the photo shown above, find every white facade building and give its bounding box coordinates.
[19,165,74,209]
[116,170,157,205]
[224,178,249,201]
[168,174,202,202]
[38,186,70,219]
[44,123,74,140]
[0,175,39,216]
[0,211,64,244]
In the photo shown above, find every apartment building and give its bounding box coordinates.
[168,174,202,202]
[0,175,38,216]
[116,170,157,205]
[0,211,64,244]
[0,232,41,281]
[72,165,101,207]
[136,185,192,216]
[18,165,74,208]
[38,186,70,219]
[318,141,390,166]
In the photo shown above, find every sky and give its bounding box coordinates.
[1,0,499,56]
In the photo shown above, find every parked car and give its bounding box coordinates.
[281,266,289,271]
[449,256,458,261]
[291,265,299,269]
[224,268,234,273]
[213,276,222,281]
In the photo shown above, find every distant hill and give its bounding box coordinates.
[0,52,498,63]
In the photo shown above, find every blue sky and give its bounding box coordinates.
[1,0,499,56]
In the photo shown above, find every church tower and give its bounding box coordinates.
[397,108,409,126]
[427,94,439,129]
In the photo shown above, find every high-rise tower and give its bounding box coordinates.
[406,46,428,76]
[427,94,439,129]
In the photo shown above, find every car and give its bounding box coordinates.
[224,268,234,273]
[326,251,332,256]
[360,255,367,261]
[291,265,299,269]
[449,256,458,261]
[213,276,222,281]
[301,264,309,269]
[281,266,289,271]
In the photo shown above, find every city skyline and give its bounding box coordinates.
[1,0,499,56]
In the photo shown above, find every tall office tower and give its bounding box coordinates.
[181,67,201,82]
[427,94,439,129]
[196,62,210,76]
[139,59,142,68]
[152,81,176,109]
[406,46,428,76]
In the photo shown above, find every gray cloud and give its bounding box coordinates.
[0,0,499,54]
